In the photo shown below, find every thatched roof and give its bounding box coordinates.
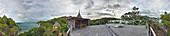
[54,22,61,27]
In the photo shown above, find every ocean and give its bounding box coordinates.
[16,22,40,34]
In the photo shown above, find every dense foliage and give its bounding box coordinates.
[121,6,148,25]
[160,12,170,29]
[118,25,124,28]
[19,18,68,36]
[121,6,140,20]
[88,19,108,25]
[160,12,170,36]
[167,30,170,36]
[0,15,20,36]
[121,6,168,36]
[88,18,120,25]
[101,18,120,20]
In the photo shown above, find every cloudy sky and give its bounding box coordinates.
[0,0,170,22]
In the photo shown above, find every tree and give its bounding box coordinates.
[121,6,150,25]
[0,17,1,23]
[2,15,7,19]
[56,18,68,32]
[0,15,19,36]
[121,6,140,24]
[160,12,170,35]
[2,15,8,24]
[133,6,139,11]
[50,18,58,24]
[165,12,167,15]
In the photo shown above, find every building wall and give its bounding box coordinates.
[82,20,88,27]
[68,19,75,28]
[75,20,81,28]
[68,19,89,29]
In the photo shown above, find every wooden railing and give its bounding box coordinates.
[146,20,166,36]
[65,28,71,36]
[150,27,156,36]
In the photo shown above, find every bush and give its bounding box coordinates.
[167,30,170,36]
[134,22,138,25]
[127,22,133,25]
[127,23,131,25]
[145,26,147,29]
[0,15,19,36]
[114,21,120,23]
[141,23,146,25]
[118,25,124,28]
[109,22,114,23]
[121,22,125,24]
[154,25,160,30]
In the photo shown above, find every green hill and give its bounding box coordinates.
[0,15,20,36]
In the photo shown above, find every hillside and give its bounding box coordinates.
[0,15,20,36]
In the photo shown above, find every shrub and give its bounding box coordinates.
[167,30,170,36]
[134,22,138,25]
[118,25,124,28]
[121,22,125,24]
[109,22,114,23]
[154,25,160,30]
[127,23,131,25]
[127,22,133,25]
[114,21,120,23]
[141,23,146,25]
[145,26,147,29]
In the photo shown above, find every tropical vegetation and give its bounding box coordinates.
[118,25,124,28]
[160,12,170,36]
[121,6,169,36]
[121,6,148,25]
[88,18,120,25]
[19,18,69,36]
[0,15,20,36]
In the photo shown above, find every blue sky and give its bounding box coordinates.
[0,0,170,22]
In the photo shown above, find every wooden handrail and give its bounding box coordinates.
[150,27,156,36]
[65,28,71,36]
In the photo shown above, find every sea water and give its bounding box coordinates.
[16,22,40,34]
